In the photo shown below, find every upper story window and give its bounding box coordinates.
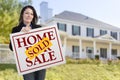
[57,23,66,32]
[72,25,80,35]
[87,28,94,37]
[100,30,107,35]
[111,31,117,40]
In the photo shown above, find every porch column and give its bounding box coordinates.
[63,37,67,56]
[79,39,82,58]
[117,32,120,41]
[118,49,120,56]
[109,42,112,60]
[93,41,96,58]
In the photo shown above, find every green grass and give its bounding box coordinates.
[0,64,23,80]
[46,64,120,80]
[0,59,120,80]
[0,64,16,71]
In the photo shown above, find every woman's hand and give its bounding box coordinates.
[21,25,31,32]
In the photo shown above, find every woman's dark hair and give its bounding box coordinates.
[19,5,38,25]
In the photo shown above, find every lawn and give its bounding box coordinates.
[0,59,120,80]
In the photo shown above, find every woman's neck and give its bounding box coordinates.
[23,22,31,26]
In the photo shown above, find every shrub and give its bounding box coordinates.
[66,57,101,65]
[117,56,120,60]
[95,55,99,60]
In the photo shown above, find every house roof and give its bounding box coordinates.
[54,11,120,31]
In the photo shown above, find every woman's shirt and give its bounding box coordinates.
[9,23,41,51]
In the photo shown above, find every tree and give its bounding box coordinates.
[0,0,30,44]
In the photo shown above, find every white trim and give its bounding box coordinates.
[97,34,117,41]
[109,43,112,60]
[79,39,82,58]
[93,41,96,57]
[63,37,67,55]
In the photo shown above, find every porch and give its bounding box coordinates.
[60,31,120,60]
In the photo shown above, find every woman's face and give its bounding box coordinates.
[23,8,34,24]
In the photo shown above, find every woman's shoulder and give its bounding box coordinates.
[11,26,21,33]
[36,24,42,28]
[33,24,42,29]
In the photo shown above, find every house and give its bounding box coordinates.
[45,11,120,60]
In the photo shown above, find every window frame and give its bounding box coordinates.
[111,31,117,40]
[87,27,94,37]
[57,23,67,32]
[72,25,80,35]
[100,30,107,35]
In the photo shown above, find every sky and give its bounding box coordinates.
[28,0,120,28]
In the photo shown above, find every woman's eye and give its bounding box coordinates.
[25,12,29,14]
[31,13,33,15]
[25,12,33,16]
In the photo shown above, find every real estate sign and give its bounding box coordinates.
[10,26,65,75]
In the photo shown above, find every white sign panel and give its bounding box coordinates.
[10,26,65,75]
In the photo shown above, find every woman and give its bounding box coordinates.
[9,5,46,80]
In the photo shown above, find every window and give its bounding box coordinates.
[72,46,79,58]
[57,23,66,31]
[87,28,94,37]
[72,46,79,52]
[100,30,107,35]
[111,32,117,40]
[72,25,80,35]
[112,49,117,56]
[86,47,93,53]
[100,48,107,58]
[86,47,94,59]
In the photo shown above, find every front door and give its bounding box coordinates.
[100,48,107,59]
[72,46,79,59]
[112,49,117,59]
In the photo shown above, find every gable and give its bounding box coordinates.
[97,34,117,41]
